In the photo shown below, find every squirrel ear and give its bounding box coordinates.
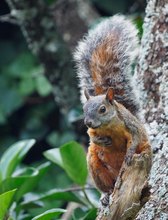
[84,88,90,100]
[106,87,114,104]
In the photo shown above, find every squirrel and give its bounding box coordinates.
[74,15,152,194]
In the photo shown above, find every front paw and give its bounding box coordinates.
[92,136,112,147]
[125,154,133,166]
[100,136,112,146]
[100,192,110,207]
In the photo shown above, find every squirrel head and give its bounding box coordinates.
[83,88,117,129]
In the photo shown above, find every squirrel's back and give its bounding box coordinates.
[74,15,139,115]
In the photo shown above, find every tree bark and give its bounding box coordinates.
[97,154,152,220]
[135,0,168,219]
[97,0,168,219]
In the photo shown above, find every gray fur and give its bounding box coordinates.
[74,15,139,115]
[83,95,117,129]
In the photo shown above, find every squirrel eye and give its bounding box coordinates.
[99,105,106,114]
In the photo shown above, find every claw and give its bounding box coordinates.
[100,193,110,207]
[92,136,112,147]
[125,147,135,166]
[125,154,133,166]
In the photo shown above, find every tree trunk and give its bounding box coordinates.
[135,0,168,218]
[97,0,168,219]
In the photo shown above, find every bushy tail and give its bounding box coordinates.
[74,15,139,115]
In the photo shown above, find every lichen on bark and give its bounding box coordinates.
[134,0,168,219]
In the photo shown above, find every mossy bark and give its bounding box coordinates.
[135,0,168,219]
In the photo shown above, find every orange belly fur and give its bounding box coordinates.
[87,124,131,192]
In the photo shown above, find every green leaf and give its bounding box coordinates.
[19,200,44,210]
[16,162,50,201]
[0,189,17,220]
[0,162,50,201]
[19,77,36,95]
[82,208,97,220]
[46,132,60,147]
[60,141,88,186]
[6,52,39,78]
[35,75,52,96]
[44,141,88,185]
[20,188,84,208]
[0,109,6,124]
[32,208,66,220]
[44,148,64,169]
[0,139,35,181]
[0,87,23,116]
[72,207,86,220]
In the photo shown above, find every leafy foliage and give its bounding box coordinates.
[0,139,99,220]
[0,139,35,181]
[0,51,51,124]
[32,209,66,220]
[0,189,17,220]
[44,141,88,186]
[0,43,76,156]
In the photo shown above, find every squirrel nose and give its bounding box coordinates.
[84,119,93,127]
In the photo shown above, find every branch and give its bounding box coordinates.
[54,185,95,193]
[62,202,80,220]
[0,14,18,24]
[97,153,151,220]
[52,0,99,50]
